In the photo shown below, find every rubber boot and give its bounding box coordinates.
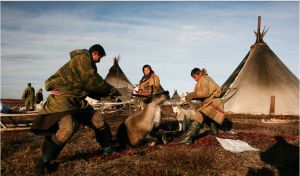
[94,122,115,156]
[204,117,219,136]
[35,136,64,175]
[178,121,201,144]
[209,121,219,136]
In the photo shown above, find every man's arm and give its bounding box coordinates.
[185,79,210,102]
[22,89,28,100]
[74,55,114,98]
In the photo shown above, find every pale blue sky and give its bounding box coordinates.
[1,1,299,99]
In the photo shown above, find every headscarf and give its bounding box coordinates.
[139,64,155,84]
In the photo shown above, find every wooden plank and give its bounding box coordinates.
[3,122,32,127]
[0,112,36,129]
[0,121,7,128]
[0,127,31,132]
[0,112,38,117]
[0,122,32,128]
[269,96,275,114]
[94,102,131,105]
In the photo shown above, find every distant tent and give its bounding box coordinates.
[105,56,134,101]
[221,16,299,115]
[158,85,165,92]
[171,90,181,102]
[105,56,134,89]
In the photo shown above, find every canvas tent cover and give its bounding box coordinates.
[171,90,181,102]
[105,57,134,101]
[222,17,299,115]
[105,57,134,90]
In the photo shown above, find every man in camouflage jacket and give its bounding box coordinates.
[31,44,117,175]
[179,68,225,144]
[22,83,35,110]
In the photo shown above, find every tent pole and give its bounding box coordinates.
[269,96,275,114]
[258,16,261,33]
[256,16,262,43]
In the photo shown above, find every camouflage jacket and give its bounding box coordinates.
[39,49,113,114]
[22,86,35,100]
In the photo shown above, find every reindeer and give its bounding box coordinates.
[172,105,202,131]
[117,91,169,148]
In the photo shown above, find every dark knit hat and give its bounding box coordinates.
[89,44,106,57]
[191,68,201,77]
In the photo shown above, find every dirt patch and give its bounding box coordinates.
[1,102,299,176]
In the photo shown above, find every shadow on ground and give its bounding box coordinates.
[247,136,299,176]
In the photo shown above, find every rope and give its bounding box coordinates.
[221,84,238,103]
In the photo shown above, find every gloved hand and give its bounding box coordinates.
[185,92,197,102]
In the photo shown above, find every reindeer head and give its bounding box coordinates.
[143,91,170,105]
[172,106,180,114]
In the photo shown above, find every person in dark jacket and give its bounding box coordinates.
[31,44,118,175]
[35,88,43,104]
[22,83,35,111]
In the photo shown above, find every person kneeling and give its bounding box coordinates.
[179,67,225,144]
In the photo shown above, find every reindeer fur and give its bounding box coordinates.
[172,106,202,131]
[117,91,169,148]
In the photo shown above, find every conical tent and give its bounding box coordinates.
[159,85,165,92]
[221,16,299,115]
[171,90,181,101]
[105,56,134,101]
[105,56,134,90]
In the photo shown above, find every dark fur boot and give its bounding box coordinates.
[178,121,201,144]
[35,136,64,175]
[94,122,115,156]
[204,117,219,136]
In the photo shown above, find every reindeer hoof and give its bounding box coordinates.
[149,142,156,146]
[161,132,168,144]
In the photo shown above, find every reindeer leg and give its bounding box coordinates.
[182,120,186,131]
[145,134,158,146]
[178,121,183,131]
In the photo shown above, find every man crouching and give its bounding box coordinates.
[179,68,225,144]
[31,44,119,175]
